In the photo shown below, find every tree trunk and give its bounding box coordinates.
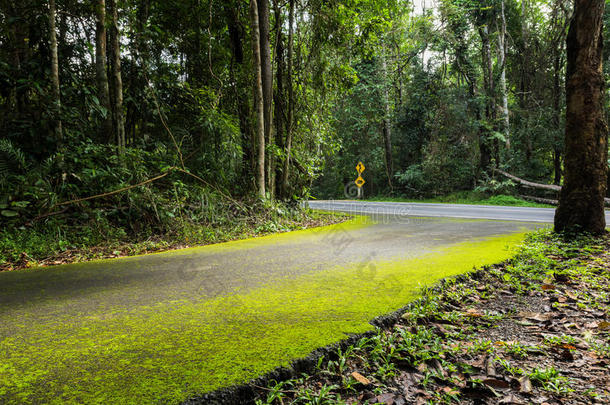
[380,44,394,192]
[95,0,112,142]
[552,52,563,185]
[258,0,273,197]
[555,0,608,234]
[250,0,266,198]
[478,25,494,173]
[109,0,125,154]
[226,3,254,187]
[281,0,295,199]
[272,0,284,198]
[49,0,62,142]
[497,0,510,149]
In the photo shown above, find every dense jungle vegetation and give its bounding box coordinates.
[0,0,608,266]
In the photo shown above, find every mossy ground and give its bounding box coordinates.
[0,219,530,404]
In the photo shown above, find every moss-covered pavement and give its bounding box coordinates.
[0,215,543,404]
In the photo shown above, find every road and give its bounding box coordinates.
[0,205,547,404]
[307,199,610,223]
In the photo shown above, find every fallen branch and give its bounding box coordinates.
[48,167,245,213]
[25,206,70,226]
[494,169,561,192]
[495,169,610,206]
[56,172,169,207]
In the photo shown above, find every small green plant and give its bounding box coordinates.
[504,342,534,359]
[496,357,523,376]
[529,367,573,395]
[255,380,291,405]
[542,334,578,347]
[295,384,342,405]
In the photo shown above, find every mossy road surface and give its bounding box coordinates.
[0,214,543,404]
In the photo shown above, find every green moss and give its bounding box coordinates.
[0,221,527,404]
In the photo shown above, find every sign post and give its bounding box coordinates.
[355,162,365,199]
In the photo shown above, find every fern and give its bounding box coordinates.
[0,139,27,187]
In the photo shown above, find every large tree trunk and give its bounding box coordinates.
[380,44,394,192]
[49,0,62,142]
[281,0,295,199]
[555,0,608,234]
[108,0,126,154]
[250,0,266,198]
[95,0,112,142]
[497,0,510,149]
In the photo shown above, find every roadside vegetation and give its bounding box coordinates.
[367,192,553,208]
[250,230,610,405]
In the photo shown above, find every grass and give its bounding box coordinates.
[367,191,553,208]
[0,218,528,404]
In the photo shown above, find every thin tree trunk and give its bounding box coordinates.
[498,0,510,149]
[272,0,284,198]
[258,0,273,197]
[49,0,62,142]
[226,3,254,187]
[478,26,493,172]
[520,0,533,163]
[250,0,266,198]
[109,0,125,153]
[555,0,608,234]
[380,43,394,192]
[552,52,563,185]
[281,0,295,199]
[95,0,112,141]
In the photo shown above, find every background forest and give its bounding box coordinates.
[0,0,608,265]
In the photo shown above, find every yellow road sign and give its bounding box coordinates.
[355,176,365,188]
[356,162,365,174]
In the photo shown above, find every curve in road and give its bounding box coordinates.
[0,212,544,404]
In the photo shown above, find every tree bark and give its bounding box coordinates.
[250,0,266,198]
[49,0,62,142]
[258,0,273,197]
[272,0,284,198]
[108,0,126,154]
[555,0,608,234]
[281,0,295,199]
[95,0,112,142]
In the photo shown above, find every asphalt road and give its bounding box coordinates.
[0,208,546,403]
[308,200,610,223]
